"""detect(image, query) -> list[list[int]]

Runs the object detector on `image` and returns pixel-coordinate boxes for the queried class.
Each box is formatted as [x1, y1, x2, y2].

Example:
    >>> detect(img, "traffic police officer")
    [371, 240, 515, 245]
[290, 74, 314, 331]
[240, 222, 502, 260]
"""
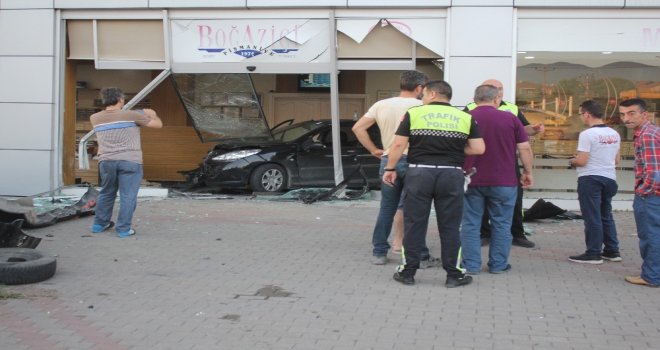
[384, 80, 485, 288]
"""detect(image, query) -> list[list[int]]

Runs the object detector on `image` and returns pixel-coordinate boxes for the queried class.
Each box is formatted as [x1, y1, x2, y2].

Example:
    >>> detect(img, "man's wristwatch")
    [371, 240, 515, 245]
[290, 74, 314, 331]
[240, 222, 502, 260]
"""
[384, 168, 395, 171]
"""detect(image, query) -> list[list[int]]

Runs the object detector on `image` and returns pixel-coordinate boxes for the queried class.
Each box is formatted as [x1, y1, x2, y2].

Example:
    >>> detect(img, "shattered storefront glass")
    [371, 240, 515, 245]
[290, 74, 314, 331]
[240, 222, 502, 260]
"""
[0, 186, 98, 229]
[172, 73, 272, 142]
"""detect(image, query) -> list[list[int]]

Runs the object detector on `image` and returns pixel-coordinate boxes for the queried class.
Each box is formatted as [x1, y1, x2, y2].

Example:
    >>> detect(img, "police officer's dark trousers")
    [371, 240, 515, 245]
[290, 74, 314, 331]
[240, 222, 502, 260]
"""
[399, 167, 465, 278]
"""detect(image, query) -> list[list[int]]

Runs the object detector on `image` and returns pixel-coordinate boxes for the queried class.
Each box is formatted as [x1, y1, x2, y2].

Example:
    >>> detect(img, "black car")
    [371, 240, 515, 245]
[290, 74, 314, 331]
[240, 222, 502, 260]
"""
[191, 120, 382, 192]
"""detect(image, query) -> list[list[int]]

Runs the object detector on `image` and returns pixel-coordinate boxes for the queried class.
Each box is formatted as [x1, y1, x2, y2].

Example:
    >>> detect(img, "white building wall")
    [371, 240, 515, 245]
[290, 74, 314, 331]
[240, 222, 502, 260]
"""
[0, 8, 56, 196]
[515, 0, 624, 7]
[0, 0, 53, 9]
[445, 6, 516, 107]
[54, 0, 149, 8]
[452, 0, 513, 5]
[0, 104, 54, 150]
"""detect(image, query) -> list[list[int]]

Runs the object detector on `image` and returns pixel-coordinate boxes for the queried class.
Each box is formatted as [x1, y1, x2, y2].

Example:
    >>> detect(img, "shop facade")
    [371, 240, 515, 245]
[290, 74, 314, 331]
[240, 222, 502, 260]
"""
[0, 1, 658, 199]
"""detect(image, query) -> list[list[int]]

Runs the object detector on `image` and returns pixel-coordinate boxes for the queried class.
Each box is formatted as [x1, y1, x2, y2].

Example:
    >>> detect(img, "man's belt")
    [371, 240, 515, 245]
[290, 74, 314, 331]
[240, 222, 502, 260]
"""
[408, 164, 462, 170]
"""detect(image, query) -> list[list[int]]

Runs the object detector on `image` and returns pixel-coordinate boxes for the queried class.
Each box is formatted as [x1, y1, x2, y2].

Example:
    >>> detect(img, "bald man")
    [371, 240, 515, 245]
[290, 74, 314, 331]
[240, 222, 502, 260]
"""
[465, 79, 544, 248]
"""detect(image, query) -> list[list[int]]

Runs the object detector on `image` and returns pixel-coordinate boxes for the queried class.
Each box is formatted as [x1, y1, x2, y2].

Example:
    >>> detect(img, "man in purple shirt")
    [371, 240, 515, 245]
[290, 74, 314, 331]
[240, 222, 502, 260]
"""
[460, 84, 534, 274]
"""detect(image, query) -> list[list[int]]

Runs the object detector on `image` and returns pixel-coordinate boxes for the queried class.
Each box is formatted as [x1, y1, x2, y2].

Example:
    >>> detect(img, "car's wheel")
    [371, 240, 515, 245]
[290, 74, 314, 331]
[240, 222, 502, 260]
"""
[250, 164, 287, 192]
[0, 248, 57, 285]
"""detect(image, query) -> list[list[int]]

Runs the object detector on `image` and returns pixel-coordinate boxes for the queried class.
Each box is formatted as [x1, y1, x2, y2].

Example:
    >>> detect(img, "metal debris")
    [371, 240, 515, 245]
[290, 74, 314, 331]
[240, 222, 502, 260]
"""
[0, 220, 41, 248]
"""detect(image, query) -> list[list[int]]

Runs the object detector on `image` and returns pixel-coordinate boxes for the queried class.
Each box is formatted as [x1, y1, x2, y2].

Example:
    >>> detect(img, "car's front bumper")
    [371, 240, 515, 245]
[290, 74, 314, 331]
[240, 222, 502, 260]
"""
[199, 159, 255, 188]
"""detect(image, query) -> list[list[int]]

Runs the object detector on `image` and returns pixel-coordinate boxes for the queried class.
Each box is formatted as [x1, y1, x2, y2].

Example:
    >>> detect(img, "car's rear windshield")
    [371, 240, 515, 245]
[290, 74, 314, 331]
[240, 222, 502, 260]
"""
[272, 122, 326, 143]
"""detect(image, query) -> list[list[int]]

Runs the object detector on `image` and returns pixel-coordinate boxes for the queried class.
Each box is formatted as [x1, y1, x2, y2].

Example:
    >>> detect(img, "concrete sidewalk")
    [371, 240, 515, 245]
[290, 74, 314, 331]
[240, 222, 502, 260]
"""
[0, 196, 657, 350]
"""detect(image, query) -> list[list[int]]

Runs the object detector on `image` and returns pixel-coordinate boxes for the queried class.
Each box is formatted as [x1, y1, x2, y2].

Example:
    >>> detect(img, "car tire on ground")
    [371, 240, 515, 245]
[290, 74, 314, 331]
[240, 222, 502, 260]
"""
[250, 164, 287, 192]
[0, 248, 57, 285]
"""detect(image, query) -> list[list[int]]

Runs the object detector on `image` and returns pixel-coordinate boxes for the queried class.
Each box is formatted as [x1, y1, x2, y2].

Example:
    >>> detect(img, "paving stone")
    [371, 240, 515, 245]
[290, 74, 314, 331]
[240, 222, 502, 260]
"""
[0, 198, 656, 349]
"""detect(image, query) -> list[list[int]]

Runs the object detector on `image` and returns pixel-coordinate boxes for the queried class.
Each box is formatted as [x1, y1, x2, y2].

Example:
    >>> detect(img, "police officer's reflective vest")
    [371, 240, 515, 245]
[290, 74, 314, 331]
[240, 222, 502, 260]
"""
[408, 104, 473, 136]
[465, 101, 519, 116]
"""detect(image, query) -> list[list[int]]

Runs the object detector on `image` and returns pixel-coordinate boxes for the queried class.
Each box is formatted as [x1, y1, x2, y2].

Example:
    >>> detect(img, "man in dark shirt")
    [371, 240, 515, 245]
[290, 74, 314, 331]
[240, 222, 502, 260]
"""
[383, 80, 485, 288]
[461, 84, 534, 275]
[465, 79, 543, 248]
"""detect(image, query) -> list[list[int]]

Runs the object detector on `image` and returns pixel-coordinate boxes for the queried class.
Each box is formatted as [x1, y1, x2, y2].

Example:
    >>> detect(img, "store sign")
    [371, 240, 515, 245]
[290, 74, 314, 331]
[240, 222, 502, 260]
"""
[519, 18, 660, 52]
[643, 27, 660, 49]
[197, 23, 301, 57]
[171, 19, 330, 63]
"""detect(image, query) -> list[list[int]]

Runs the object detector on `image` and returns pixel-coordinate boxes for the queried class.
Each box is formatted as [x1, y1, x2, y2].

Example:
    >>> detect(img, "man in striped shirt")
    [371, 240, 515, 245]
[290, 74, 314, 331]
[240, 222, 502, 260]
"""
[620, 98, 659, 287]
[90, 87, 162, 238]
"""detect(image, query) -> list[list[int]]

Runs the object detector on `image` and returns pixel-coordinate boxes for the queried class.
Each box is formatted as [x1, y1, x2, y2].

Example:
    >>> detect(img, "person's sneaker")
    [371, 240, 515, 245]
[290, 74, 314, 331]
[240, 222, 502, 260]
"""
[445, 275, 473, 288]
[372, 255, 387, 265]
[91, 221, 114, 233]
[393, 272, 414, 285]
[568, 253, 603, 264]
[625, 275, 659, 288]
[419, 256, 441, 269]
[488, 264, 512, 274]
[512, 236, 535, 248]
[601, 251, 622, 262]
[117, 228, 136, 238]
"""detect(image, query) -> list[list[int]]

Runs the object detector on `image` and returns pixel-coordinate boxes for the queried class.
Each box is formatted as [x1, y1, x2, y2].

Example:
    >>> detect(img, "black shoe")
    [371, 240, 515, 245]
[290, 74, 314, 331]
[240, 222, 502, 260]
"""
[512, 236, 535, 248]
[445, 275, 473, 288]
[601, 251, 622, 262]
[480, 237, 490, 247]
[568, 253, 603, 264]
[393, 272, 415, 285]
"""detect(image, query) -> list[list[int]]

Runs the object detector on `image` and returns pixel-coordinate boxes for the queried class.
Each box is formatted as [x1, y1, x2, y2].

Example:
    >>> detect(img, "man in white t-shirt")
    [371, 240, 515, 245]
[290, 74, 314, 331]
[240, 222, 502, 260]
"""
[568, 100, 621, 264]
[353, 70, 438, 267]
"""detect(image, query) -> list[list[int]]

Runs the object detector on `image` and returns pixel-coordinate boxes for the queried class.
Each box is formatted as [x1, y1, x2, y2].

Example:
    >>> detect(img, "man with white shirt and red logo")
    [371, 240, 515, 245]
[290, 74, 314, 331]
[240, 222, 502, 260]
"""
[568, 100, 621, 264]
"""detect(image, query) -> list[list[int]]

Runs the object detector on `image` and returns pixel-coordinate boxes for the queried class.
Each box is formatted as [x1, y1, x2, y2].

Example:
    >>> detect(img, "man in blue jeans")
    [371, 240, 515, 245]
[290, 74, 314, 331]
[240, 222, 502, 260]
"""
[90, 87, 162, 238]
[353, 71, 439, 267]
[620, 98, 660, 287]
[568, 100, 621, 264]
[461, 84, 534, 275]
[465, 79, 544, 249]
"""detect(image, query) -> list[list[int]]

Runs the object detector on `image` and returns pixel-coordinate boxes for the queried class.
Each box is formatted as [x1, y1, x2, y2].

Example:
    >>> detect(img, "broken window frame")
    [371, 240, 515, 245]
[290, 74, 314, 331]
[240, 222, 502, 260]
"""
[169, 73, 273, 143]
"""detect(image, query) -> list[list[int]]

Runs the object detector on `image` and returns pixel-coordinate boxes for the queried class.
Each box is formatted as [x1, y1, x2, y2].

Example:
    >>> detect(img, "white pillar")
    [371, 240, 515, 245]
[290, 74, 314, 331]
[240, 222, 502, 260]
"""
[444, 6, 515, 107]
[0, 7, 57, 196]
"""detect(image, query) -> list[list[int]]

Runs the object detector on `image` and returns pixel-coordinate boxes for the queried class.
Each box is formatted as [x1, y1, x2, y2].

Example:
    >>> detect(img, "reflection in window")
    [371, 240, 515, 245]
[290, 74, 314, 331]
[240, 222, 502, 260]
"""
[517, 56, 659, 156]
[171, 73, 271, 142]
[272, 121, 325, 142]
